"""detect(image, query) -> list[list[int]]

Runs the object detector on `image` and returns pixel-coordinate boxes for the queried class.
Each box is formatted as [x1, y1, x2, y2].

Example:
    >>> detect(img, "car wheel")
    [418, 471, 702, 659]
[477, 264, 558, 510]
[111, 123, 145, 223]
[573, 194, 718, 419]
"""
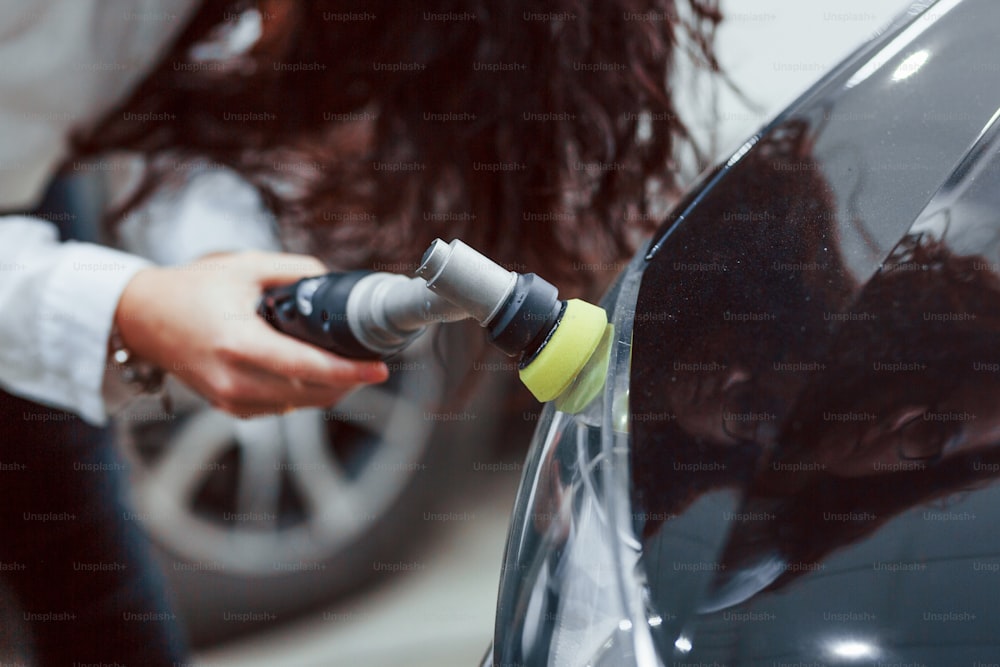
[116, 325, 501, 644]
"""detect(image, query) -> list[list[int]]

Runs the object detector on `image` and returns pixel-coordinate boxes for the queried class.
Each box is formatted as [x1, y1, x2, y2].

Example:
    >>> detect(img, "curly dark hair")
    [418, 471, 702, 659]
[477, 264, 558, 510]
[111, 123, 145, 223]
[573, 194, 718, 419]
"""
[74, 0, 721, 294]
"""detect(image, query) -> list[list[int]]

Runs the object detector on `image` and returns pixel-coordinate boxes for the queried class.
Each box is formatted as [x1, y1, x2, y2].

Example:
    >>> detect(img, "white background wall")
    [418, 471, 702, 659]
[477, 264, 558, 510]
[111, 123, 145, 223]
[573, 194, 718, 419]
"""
[676, 0, 913, 179]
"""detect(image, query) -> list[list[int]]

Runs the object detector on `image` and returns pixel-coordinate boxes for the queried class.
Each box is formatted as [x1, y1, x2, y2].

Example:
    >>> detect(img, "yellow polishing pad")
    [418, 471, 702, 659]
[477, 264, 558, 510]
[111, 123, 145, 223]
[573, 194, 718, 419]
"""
[519, 299, 608, 403]
[554, 323, 614, 414]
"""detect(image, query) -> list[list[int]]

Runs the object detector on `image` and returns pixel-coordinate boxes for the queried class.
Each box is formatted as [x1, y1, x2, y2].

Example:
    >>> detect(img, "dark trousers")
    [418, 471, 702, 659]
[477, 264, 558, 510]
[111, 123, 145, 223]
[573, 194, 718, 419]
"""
[0, 390, 188, 666]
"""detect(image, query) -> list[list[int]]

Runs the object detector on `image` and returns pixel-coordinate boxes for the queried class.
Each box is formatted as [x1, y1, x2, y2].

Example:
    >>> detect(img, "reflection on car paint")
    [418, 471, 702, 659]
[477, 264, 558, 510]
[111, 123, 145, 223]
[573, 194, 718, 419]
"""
[632, 0, 1000, 663]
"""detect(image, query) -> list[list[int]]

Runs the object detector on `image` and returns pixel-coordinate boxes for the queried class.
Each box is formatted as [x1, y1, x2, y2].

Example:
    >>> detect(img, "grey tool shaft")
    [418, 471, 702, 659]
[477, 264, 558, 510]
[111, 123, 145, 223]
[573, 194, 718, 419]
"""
[416, 238, 518, 325]
[346, 273, 468, 355]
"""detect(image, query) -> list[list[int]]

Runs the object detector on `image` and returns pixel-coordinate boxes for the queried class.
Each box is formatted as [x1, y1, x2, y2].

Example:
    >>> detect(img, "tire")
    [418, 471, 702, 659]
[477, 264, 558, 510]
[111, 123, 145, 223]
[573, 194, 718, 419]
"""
[115, 323, 506, 645]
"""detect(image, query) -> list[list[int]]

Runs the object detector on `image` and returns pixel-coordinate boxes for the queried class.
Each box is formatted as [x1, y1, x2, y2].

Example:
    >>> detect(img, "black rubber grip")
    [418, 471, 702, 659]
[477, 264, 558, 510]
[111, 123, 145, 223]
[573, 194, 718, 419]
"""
[258, 271, 382, 359]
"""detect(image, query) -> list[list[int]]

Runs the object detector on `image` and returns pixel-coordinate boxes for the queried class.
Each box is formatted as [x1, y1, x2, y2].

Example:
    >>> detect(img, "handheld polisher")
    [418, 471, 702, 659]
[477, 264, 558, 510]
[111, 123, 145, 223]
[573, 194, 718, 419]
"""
[258, 238, 610, 407]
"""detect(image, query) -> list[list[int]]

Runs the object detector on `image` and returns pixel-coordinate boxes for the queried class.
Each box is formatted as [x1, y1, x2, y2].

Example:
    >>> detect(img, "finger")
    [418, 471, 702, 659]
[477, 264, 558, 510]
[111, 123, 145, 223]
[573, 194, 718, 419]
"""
[214, 401, 297, 420]
[243, 252, 329, 287]
[231, 363, 358, 408]
[236, 319, 390, 385]
[200, 366, 381, 422]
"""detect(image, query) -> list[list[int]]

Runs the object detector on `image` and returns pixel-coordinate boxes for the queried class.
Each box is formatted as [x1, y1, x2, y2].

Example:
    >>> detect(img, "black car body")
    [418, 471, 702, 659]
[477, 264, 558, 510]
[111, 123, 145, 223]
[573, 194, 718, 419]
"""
[486, 0, 1000, 664]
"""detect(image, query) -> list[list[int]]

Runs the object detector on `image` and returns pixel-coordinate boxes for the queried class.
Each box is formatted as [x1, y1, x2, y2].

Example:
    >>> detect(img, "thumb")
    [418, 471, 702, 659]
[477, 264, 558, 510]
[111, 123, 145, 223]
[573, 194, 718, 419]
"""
[241, 252, 330, 287]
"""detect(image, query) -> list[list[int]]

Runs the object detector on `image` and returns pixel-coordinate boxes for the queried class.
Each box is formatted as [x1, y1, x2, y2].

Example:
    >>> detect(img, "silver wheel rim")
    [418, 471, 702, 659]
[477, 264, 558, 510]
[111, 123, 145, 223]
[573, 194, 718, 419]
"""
[117, 335, 444, 576]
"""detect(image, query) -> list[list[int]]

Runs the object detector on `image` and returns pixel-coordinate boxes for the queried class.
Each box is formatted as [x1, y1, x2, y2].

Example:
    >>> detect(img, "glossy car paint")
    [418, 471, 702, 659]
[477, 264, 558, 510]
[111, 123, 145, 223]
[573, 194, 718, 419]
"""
[488, 0, 1000, 664]
[633, 0, 1000, 662]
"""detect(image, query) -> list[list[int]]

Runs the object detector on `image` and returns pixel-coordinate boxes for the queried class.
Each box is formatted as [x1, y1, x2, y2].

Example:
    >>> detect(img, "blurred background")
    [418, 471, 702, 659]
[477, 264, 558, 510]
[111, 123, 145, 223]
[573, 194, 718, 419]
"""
[0, 1, 911, 665]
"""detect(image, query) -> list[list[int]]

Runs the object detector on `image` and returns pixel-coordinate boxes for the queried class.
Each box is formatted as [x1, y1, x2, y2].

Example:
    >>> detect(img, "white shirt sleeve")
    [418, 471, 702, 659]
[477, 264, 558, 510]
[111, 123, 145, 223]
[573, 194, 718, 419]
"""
[0, 216, 152, 424]
[0, 0, 200, 211]
[0, 0, 200, 423]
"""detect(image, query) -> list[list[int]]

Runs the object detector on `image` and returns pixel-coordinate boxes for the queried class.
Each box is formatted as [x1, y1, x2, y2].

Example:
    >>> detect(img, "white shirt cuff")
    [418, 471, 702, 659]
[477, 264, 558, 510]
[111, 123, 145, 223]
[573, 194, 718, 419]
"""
[36, 242, 153, 425]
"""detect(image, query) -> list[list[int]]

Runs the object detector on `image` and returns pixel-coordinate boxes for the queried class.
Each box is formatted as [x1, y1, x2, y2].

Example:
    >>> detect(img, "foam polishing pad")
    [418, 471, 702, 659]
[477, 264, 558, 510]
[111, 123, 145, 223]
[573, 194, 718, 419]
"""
[519, 298, 608, 403]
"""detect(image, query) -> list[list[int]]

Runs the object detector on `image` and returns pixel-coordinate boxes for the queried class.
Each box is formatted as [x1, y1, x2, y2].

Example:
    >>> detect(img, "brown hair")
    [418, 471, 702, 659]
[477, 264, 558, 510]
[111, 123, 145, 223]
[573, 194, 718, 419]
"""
[74, 0, 722, 295]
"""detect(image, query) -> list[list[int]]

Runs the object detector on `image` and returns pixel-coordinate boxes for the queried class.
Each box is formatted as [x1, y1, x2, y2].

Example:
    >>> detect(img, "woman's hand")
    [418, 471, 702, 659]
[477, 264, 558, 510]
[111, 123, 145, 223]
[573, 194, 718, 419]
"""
[114, 251, 389, 417]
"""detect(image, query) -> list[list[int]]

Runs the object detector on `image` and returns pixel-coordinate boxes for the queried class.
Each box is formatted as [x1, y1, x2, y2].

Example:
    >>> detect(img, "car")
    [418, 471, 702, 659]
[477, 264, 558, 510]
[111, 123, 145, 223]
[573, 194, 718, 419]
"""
[482, 0, 1000, 664]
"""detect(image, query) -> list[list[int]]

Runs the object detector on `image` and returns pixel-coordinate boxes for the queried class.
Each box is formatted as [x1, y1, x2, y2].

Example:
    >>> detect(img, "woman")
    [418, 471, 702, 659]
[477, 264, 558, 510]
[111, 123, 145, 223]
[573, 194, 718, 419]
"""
[0, 0, 720, 663]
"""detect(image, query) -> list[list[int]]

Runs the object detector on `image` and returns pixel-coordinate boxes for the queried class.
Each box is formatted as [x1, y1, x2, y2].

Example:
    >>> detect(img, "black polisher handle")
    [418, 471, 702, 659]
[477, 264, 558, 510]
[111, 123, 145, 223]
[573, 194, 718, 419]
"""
[257, 270, 381, 360]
